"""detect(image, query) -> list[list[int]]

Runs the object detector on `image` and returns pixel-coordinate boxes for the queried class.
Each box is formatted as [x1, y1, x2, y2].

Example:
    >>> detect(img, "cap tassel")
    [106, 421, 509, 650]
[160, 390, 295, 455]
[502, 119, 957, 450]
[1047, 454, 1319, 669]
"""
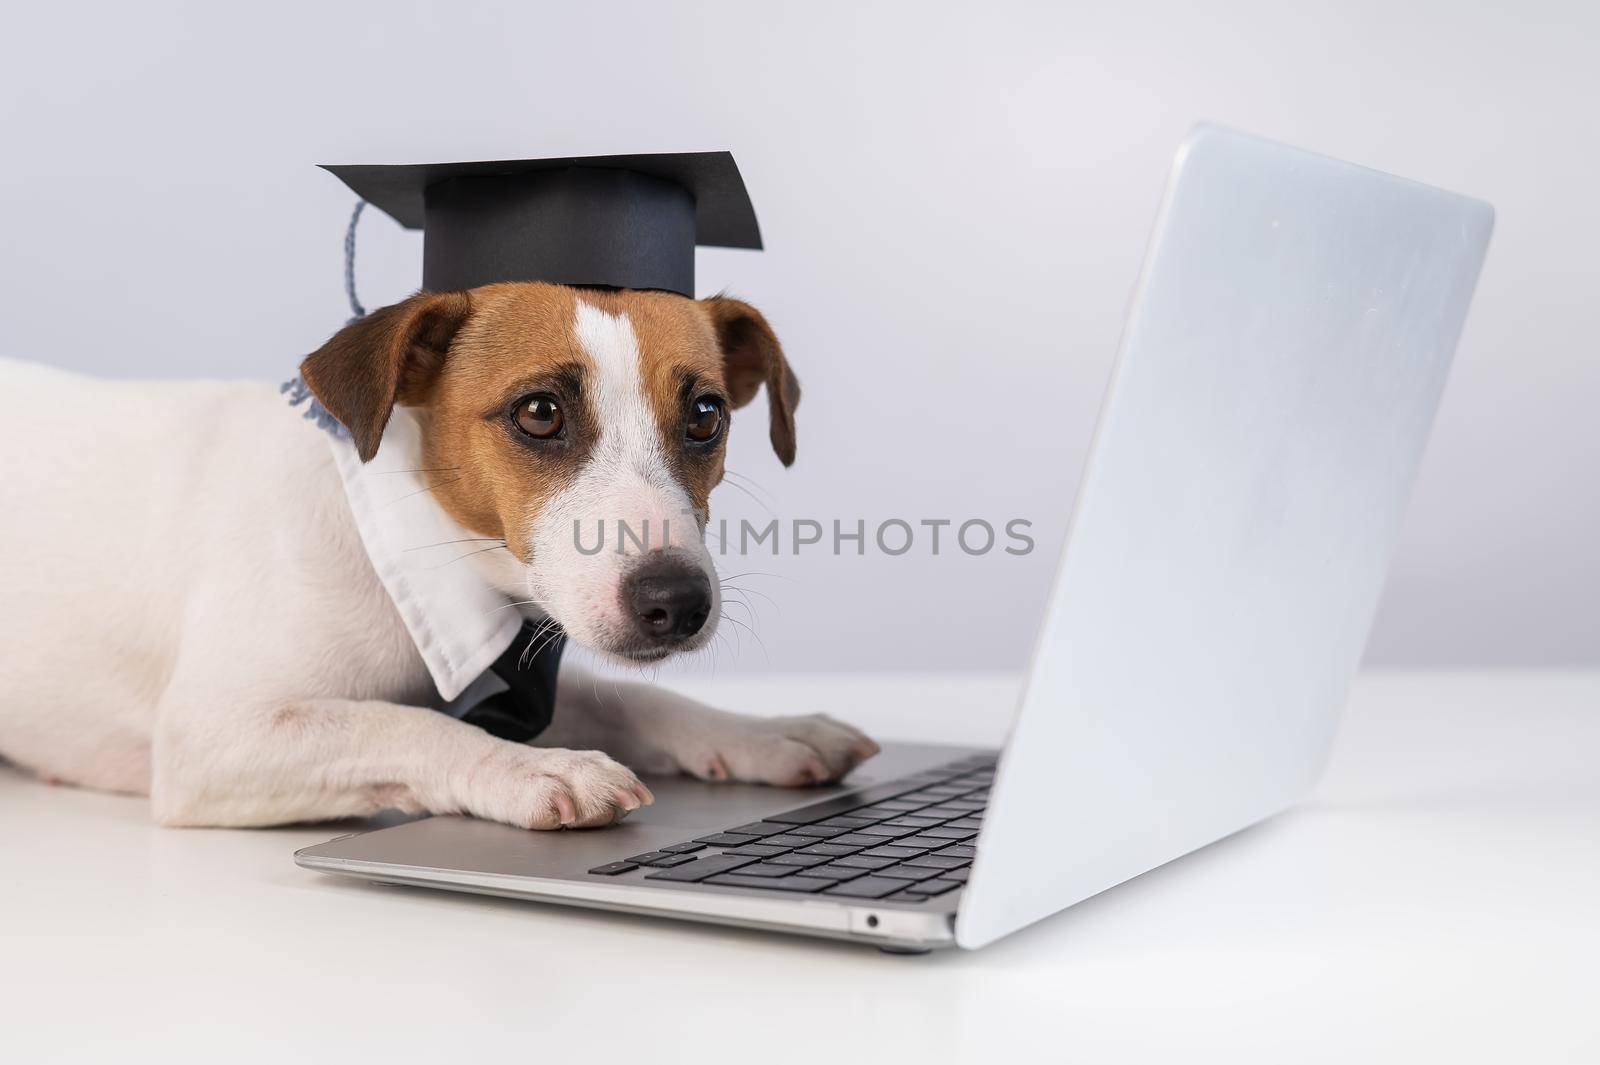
[282, 199, 368, 440]
[343, 199, 367, 323]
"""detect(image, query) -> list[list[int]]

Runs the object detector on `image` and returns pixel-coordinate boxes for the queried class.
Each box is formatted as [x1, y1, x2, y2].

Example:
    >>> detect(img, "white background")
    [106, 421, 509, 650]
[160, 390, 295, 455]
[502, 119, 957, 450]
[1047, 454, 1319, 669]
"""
[2, 0, 1594, 671]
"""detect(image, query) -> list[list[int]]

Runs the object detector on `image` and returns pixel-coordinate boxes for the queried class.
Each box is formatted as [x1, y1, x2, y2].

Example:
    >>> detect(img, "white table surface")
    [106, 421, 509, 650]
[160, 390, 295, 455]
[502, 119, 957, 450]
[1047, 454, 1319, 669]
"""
[4, 670, 1597, 1063]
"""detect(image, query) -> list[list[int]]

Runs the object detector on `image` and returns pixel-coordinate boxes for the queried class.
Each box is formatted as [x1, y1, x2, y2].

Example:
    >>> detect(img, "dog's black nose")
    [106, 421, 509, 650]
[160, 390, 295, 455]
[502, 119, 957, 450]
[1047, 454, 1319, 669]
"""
[625, 560, 712, 642]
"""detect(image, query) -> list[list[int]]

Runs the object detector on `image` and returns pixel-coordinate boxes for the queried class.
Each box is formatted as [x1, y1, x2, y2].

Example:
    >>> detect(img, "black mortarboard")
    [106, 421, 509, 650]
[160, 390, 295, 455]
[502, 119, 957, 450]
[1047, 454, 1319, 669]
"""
[320, 151, 761, 297]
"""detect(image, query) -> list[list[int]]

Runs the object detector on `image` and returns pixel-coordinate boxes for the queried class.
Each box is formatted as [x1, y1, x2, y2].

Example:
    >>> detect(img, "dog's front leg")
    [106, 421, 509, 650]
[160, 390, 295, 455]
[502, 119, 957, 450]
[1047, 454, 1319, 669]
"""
[151, 698, 652, 829]
[539, 669, 880, 786]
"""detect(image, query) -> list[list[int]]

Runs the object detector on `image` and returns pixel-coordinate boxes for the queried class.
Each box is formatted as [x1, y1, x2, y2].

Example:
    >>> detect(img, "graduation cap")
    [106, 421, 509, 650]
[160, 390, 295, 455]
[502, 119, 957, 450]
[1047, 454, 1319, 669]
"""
[320, 151, 762, 298]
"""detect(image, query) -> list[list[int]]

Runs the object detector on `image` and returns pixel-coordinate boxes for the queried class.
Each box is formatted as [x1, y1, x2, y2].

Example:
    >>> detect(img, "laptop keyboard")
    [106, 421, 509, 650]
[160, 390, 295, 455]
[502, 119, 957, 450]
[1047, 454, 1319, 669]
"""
[587, 753, 996, 903]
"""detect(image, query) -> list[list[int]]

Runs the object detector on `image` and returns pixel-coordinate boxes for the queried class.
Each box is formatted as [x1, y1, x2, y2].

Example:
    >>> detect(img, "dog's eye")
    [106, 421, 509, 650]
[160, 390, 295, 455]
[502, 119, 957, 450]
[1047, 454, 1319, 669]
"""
[686, 395, 725, 444]
[513, 394, 564, 440]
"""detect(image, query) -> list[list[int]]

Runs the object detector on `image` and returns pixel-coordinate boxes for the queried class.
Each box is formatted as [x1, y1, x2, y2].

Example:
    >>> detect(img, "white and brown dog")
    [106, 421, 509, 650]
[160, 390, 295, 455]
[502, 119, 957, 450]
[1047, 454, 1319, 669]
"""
[0, 284, 878, 830]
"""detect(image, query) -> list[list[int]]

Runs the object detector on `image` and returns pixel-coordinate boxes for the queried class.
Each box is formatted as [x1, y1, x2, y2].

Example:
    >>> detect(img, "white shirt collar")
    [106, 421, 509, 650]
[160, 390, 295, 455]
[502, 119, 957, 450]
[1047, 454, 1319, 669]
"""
[326, 406, 522, 703]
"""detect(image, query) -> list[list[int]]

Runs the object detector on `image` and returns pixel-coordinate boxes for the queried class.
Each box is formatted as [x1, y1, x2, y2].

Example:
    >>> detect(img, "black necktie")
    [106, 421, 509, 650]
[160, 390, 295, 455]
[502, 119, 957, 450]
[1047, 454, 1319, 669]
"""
[459, 621, 566, 743]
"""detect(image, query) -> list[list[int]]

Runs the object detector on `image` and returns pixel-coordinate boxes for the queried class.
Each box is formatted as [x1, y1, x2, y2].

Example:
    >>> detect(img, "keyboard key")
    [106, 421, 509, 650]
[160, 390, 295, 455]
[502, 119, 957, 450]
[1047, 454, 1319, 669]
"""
[705, 874, 831, 892]
[796, 842, 866, 857]
[722, 844, 791, 857]
[797, 863, 870, 881]
[874, 865, 943, 881]
[917, 879, 963, 896]
[940, 867, 971, 883]
[817, 815, 879, 829]
[823, 877, 905, 899]
[939, 844, 977, 858]
[882, 816, 943, 829]
[661, 842, 706, 854]
[626, 851, 696, 867]
[588, 861, 638, 876]
[735, 862, 806, 878]
[644, 854, 757, 882]
[693, 832, 761, 847]
[944, 818, 984, 831]
[920, 827, 977, 841]
[759, 780, 930, 825]
[791, 824, 850, 838]
[829, 833, 895, 848]
[626, 851, 669, 864]
[833, 854, 897, 871]
[918, 806, 975, 819]
[888, 889, 930, 901]
[905, 854, 969, 870]
[881, 837, 942, 853]
[853, 824, 918, 839]
[648, 853, 697, 868]
[766, 853, 831, 868]
[761, 834, 816, 848]
[861, 845, 924, 859]
[725, 821, 790, 837]
[852, 802, 920, 816]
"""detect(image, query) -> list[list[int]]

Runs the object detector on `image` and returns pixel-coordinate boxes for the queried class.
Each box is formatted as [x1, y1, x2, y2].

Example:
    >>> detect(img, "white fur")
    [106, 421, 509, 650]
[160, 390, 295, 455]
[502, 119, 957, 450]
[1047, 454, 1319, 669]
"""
[0, 315, 875, 830]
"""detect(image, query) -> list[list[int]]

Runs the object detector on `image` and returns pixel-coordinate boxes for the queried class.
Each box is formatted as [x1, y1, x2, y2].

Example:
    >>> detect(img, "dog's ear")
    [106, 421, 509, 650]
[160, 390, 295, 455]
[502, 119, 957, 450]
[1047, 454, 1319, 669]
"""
[701, 296, 800, 467]
[299, 291, 473, 462]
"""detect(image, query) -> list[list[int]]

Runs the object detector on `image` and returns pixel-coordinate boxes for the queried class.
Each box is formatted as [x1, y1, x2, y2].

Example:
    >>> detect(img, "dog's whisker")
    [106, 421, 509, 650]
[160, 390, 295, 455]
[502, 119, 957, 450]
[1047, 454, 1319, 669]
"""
[716, 570, 796, 585]
[720, 610, 743, 662]
[516, 618, 560, 669]
[535, 620, 566, 652]
[714, 476, 774, 515]
[724, 596, 771, 633]
[528, 627, 565, 664]
[721, 611, 770, 666]
[719, 622, 744, 668]
[722, 469, 778, 503]
[720, 581, 781, 615]
[428, 543, 512, 570]
[485, 598, 545, 617]
[518, 619, 564, 670]
[720, 596, 756, 625]
[386, 475, 465, 505]
[521, 617, 553, 668]
[370, 466, 462, 475]
[404, 537, 507, 553]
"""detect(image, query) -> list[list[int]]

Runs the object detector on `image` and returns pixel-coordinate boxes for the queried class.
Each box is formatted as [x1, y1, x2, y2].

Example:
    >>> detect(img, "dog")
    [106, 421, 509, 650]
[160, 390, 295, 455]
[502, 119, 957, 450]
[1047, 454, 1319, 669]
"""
[0, 283, 879, 829]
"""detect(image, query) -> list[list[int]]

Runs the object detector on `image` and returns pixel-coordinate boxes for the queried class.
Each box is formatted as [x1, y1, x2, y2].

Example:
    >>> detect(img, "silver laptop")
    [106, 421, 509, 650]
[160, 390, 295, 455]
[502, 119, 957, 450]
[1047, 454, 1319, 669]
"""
[295, 126, 1494, 952]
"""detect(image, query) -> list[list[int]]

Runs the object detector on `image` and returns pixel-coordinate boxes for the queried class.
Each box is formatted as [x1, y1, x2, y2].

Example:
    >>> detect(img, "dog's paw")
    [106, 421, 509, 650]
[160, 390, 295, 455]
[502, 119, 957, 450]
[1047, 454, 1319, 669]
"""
[460, 746, 654, 829]
[677, 713, 881, 787]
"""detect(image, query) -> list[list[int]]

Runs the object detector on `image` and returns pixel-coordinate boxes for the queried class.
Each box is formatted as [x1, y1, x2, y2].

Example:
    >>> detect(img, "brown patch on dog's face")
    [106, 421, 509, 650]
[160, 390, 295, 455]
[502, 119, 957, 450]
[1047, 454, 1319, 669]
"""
[300, 281, 799, 661]
[410, 283, 592, 559]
